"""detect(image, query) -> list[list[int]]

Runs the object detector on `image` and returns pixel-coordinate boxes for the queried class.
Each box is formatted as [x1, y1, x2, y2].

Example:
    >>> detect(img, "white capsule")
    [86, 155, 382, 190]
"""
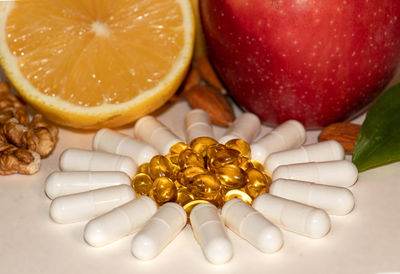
[84, 196, 158, 247]
[250, 120, 306, 163]
[272, 160, 358, 187]
[49, 185, 135, 224]
[270, 179, 355, 215]
[218, 112, 261, 144]
[45, 171, 131, 200]
[265, 140, 345, 173]
[59, 148, 137, 179]
[131, 202, 187, 260]
[221, 198, 283, 253]
[190, 203, 233, 264]
[93, 128, 158, 165]
[184, 109, 214, 143]
[253, 194, 331, 239]
[134, 116, 182, 155]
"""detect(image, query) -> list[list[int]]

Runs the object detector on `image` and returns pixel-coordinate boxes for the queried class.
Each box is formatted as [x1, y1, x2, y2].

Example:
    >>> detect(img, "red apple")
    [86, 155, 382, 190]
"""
[199, 0, 400, 128]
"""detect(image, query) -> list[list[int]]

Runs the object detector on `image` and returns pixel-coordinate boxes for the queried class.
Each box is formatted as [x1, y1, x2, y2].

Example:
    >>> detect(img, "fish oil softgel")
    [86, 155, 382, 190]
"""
[151, 177, 177, 204]
[131, 135, 271, 209]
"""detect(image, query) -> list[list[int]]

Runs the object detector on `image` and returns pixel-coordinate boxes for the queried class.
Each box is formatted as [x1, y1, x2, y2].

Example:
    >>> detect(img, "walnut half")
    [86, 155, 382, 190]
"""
[0, 81, 58, 175]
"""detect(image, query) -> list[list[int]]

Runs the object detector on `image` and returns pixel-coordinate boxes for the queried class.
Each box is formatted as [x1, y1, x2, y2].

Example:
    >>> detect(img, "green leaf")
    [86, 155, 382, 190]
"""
[352, 83, 400, 172]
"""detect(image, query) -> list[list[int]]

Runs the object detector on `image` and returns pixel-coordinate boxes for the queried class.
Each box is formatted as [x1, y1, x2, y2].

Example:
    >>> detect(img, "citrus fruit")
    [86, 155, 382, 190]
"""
[0, 0, 194, 129]
[190, 0, 207, 59]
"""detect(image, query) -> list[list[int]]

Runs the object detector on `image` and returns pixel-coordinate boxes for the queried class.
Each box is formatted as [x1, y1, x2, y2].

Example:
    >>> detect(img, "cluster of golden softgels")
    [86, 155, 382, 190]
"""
[131, 137, 271, 215]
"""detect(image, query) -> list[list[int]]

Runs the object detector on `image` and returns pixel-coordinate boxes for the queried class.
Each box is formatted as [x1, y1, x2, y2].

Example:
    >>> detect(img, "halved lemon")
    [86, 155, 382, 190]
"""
[0, 0, 194, 129]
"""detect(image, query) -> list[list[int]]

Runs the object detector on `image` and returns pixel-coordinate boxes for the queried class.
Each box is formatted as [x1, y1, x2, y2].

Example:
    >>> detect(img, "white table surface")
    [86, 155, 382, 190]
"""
[1, 70, 400, 274]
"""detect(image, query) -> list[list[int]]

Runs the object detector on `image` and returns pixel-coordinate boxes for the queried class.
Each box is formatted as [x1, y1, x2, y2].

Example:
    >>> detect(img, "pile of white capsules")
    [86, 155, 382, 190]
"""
[44, 109, 358, 265]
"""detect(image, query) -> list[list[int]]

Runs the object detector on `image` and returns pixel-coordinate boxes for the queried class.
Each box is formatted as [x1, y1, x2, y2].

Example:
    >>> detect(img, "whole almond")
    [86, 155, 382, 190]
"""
[196, 56, 226, 92]
[182, 66, 201, 93]
[169, 67, 201, 103]
[183, 84, 234, 126]
[318, 122, 362, 154]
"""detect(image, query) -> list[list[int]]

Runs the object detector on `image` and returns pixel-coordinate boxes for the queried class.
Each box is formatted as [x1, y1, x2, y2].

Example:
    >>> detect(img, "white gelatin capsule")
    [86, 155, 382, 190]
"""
[134, 116, 182, 155]
[84, 196, 158, 247]
[221, 198, 283, 253]
[270, 179, 355, 215]
[45, 171, 131, 200]
[93, 128, 158, 165]
[265, 140, 345, 173]
[250, 120, 306, 163]
[190, 203, 233, 264]
[253, 194, 331, 239]
[50, 185, 135, 224]
[59, 148, 137, 179]
[218, 112, 261, 144]
[184, 109, 214, 143]
[131, 202, 187, 260]
[272, 160, 358, 187]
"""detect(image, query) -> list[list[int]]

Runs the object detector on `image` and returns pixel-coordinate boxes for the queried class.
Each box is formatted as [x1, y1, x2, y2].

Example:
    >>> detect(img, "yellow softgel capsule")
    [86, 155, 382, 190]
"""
[216, 164, 247, 190]
[239, 157, 255, 171]
[165, 153, 179, 166]
[251, 160, 271, 177]
[175, 185, 195, 206]
[149, 155, 173, 180]
[178, 149, 205, 170]
[223, 189, 252, 205]
[169, 142, 190, 155]
[245, 168, 270, 199]
[165, 154, 180, 181]
[152, 177, 177, 205]
[188, 174, 221, 201]
[190, 137, 218, 156]
[205, 143, 226, 159]
[178, 166, 208, 187]
[137, 163, 150, 175]
[225, 139, 251, 158]
[207, 148, 241, 172]
[132, 173, 154, 196]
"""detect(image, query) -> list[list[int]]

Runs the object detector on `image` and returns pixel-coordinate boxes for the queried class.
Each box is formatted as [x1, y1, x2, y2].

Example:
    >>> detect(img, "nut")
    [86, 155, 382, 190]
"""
[183, 84, 234, 127]
[196, 56, 226, 92]
[182, 66, 201, 93]
[0, 81, 58, 175]
[318, 122, 362, 154]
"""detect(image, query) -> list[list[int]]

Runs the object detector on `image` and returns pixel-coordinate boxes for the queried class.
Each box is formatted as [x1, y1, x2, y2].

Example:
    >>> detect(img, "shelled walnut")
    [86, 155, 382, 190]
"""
[0, 81, 58, 175]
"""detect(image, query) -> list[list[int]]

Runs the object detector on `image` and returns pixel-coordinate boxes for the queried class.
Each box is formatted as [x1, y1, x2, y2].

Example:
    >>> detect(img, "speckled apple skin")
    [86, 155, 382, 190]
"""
[200, 0, 400, 129]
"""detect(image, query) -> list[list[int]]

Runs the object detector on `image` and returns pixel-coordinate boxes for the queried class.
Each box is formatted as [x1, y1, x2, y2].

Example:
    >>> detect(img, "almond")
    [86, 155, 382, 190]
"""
[183, 84, 234, 126]
[196, 56, 226, 92]
[182, 66, 201, 93]
[318, 122, 362, 154]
